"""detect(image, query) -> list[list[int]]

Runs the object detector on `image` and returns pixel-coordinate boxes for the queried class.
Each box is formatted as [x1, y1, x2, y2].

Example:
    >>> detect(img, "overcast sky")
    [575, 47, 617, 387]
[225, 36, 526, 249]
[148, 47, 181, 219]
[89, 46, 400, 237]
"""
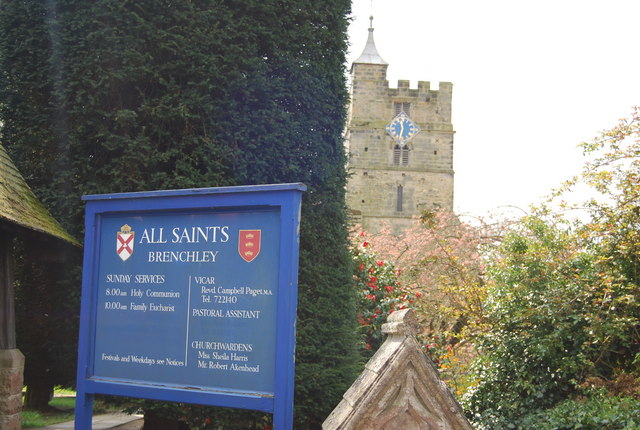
[347, 0, 640, 217]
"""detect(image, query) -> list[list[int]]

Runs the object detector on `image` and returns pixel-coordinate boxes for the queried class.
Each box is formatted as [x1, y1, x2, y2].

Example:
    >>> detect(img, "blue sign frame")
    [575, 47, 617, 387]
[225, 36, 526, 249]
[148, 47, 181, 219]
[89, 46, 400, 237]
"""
[75, 184, 305, 429]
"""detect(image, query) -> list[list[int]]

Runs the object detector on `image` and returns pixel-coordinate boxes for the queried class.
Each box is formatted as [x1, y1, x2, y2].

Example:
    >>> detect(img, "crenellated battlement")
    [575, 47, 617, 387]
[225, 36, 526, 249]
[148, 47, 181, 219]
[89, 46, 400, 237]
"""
[386, 80, 453, 105]
[352, 70, 452, 101]
[418, 81, 430, 91]
[351, 68, 453, 126]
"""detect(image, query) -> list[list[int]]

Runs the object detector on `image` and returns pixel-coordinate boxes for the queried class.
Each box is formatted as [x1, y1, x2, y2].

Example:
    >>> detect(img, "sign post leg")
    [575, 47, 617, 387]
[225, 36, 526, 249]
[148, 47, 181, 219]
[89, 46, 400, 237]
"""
[273, 405, 294, 430]
[74, 390, 94, 429]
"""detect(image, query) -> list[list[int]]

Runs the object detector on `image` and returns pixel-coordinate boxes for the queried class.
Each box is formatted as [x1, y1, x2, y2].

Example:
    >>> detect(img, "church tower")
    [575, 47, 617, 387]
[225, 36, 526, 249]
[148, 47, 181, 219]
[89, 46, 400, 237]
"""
[346, 17, 455, 233]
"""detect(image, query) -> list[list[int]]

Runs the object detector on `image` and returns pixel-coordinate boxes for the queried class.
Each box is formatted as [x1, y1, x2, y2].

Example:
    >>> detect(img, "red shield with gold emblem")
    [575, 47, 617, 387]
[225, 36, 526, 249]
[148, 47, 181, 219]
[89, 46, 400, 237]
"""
[117, 225, 134, 261]
[238, 230, 261, 263]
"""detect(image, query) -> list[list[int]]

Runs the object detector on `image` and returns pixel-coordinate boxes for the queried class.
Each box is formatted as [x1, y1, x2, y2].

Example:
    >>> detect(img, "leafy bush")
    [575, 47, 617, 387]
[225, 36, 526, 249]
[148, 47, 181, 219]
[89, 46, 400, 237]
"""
[465, 110, 640, 427]
[463, 217, 597, 427]
[464, 213, 640, 428]
[519, 391, 640, 430]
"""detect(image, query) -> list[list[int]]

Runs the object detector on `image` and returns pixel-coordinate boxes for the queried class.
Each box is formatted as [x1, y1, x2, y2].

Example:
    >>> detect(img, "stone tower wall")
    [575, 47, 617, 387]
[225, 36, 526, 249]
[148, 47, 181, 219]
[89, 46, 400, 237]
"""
[346, 62, 455, 233]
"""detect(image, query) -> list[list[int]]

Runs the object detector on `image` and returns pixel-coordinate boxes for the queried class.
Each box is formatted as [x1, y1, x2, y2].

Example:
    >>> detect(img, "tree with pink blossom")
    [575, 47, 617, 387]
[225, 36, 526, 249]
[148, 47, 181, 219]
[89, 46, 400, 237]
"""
[355, 210, 496, 392]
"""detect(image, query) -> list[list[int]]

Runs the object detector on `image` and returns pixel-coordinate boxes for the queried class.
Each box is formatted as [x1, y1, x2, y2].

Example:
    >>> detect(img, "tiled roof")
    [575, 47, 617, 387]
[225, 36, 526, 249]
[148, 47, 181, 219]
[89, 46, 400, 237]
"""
[0, 144, 79, 245]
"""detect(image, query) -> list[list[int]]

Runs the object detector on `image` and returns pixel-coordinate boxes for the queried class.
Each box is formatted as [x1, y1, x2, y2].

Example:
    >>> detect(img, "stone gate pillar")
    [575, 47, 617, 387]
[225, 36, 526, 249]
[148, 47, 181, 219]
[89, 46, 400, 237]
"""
[0, 349, 24, 430]
[1, 235, 23, 430]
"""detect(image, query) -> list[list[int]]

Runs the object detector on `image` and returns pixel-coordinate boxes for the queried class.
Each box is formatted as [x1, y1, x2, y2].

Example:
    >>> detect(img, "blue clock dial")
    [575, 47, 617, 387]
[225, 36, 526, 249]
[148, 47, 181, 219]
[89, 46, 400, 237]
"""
[385, 112, 420, 146]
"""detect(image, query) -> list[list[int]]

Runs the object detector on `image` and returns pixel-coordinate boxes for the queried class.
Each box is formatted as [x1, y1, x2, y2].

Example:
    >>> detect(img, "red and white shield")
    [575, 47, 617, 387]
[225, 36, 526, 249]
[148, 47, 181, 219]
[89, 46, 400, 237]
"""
[238, 230, 261, 263]
[116, 225, 134, 261]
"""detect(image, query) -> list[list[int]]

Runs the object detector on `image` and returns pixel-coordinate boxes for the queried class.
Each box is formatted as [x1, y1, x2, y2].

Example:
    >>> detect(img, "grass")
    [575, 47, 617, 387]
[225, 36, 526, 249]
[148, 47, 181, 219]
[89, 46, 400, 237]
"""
[21, 387, 123, 428]
[21, 408, 74, 428]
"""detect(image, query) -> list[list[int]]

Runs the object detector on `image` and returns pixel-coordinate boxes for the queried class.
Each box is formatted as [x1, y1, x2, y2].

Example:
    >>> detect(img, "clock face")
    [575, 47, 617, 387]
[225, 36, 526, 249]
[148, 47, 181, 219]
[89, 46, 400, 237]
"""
[385, 111, 420, 147]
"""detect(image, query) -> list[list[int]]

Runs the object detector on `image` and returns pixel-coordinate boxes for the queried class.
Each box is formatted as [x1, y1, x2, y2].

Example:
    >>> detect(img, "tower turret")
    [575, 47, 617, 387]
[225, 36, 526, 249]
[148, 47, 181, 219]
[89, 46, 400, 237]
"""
[353, 16, 388, 66]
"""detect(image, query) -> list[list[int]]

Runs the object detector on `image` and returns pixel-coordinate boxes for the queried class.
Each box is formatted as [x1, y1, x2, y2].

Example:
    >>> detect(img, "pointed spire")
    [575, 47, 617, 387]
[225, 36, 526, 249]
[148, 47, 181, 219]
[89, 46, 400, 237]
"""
[353, 16, 388, 65]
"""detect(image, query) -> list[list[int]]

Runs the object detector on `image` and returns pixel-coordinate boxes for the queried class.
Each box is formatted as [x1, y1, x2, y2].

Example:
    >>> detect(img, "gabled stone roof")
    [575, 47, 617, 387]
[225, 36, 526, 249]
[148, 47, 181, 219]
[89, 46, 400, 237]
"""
[323, 309, 473, 430]
[0, 144, 78, 245]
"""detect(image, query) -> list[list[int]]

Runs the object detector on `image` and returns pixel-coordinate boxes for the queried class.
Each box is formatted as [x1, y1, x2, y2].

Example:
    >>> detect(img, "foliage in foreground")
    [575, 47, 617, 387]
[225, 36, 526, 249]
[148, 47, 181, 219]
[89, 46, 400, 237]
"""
[464, 109, 640, 428]
[521, 391, 640, 430]
[463, 216, 598, 426]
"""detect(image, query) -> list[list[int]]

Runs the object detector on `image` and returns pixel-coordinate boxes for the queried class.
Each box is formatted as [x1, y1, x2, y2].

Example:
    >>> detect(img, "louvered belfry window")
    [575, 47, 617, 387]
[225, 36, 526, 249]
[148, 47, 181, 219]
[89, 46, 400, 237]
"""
[393, 145, 409, 166]
[401, 147, 409, 165]
[394, 102, 410, 116]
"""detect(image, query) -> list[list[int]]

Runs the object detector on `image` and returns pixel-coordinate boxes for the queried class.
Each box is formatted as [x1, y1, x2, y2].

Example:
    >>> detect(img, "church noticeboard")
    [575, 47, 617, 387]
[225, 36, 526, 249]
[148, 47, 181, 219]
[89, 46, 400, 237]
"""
[75, 184, 305, 429]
